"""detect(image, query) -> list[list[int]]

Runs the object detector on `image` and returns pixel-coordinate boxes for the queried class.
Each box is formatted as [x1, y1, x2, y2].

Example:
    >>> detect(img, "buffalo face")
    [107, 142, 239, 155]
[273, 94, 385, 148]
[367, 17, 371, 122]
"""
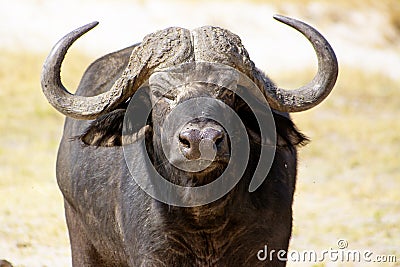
[148, 80, 234, 186]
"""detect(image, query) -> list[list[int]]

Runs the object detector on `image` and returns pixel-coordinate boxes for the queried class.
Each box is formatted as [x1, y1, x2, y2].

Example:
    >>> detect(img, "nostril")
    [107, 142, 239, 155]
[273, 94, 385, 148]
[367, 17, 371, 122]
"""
[179, 135, 191, 148]
[179, 129, 202, 160]
[215, 135, 224, 147]
[203, 128, 224, 145]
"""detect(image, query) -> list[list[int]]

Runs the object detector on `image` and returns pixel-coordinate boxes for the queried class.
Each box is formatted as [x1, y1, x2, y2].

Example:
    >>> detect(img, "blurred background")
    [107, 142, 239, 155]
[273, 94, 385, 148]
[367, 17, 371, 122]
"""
[1, 0, 399, 266]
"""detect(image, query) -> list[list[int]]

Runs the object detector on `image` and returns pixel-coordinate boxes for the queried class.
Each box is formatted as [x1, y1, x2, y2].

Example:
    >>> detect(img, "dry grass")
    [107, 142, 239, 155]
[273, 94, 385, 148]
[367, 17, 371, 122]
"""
[282, 68, 400, 266]
[0, 46, 399, 267]
[0, 50, 92, 266]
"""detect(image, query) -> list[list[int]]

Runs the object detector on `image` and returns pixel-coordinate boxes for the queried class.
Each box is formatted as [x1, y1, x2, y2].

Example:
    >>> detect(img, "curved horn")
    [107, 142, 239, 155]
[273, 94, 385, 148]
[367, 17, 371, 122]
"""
[260, 15, 338, 112]
[41, 23, 194, 119]
[41, 22, 134, 119]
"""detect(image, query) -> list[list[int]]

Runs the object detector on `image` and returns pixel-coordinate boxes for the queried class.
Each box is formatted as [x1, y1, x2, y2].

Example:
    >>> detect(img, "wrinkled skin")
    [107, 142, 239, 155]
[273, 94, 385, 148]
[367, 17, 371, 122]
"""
[57, 45, 308, 267]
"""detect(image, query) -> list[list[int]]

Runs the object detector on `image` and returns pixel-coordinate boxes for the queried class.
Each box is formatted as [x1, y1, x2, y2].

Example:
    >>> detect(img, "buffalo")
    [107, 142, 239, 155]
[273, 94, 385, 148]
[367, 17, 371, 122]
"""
[41, 15, 337, 266]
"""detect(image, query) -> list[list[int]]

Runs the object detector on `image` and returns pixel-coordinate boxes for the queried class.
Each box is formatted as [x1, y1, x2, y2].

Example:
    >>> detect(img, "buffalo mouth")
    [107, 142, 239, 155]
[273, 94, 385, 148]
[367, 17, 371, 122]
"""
[175, 159, 230, 187]
[175, 156, 229, 172]
[169, 150, 230, 175]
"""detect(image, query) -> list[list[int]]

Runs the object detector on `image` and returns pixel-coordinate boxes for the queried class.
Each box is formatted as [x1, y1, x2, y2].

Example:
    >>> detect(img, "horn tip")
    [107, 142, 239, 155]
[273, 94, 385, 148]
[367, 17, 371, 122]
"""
[87, 21, 100, 29]
[273, 14, 284, 20]
[273, 14, 291, 24]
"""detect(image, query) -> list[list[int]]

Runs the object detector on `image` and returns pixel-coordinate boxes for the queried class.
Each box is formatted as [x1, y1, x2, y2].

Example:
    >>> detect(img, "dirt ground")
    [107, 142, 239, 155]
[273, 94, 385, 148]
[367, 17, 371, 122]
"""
[1, 0, 399, 266]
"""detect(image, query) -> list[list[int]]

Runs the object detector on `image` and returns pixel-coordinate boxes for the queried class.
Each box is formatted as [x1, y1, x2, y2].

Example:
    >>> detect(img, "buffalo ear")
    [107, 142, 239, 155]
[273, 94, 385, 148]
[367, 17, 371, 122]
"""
[273, 112, 309, 147]
[79, 109, 126, 147]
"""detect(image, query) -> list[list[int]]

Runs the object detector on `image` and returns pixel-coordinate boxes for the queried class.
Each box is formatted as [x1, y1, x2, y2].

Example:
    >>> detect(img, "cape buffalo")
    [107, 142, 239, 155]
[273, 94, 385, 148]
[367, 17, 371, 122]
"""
[41, 15, 337, 266]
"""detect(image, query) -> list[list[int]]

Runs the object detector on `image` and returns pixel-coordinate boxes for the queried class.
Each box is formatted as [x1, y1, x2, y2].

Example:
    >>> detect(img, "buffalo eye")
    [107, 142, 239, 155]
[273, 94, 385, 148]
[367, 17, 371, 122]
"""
[164, 94, 176, 102]
[153, 89, 176, 102]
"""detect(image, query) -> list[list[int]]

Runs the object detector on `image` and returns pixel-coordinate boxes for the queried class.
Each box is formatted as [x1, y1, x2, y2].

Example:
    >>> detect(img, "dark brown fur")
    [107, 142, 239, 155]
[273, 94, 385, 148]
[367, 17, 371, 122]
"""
[58, 46, 307, 266]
